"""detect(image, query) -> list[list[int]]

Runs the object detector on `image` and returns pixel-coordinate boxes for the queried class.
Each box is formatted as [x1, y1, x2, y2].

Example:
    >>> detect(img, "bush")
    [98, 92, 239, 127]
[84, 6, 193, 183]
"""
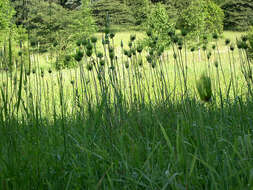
[145, 3, 175, 48]
[247, 26, 253, 59]
[178, 0, 224, 44]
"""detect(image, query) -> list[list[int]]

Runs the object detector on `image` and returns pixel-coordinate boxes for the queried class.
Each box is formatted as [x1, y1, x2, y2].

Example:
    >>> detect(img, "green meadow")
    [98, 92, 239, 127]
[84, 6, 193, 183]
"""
[1, 29, 253, 190]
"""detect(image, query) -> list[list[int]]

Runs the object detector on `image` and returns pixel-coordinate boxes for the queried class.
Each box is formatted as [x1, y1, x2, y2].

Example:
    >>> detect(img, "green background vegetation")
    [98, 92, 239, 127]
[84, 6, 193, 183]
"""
[1, 0, 253, 189]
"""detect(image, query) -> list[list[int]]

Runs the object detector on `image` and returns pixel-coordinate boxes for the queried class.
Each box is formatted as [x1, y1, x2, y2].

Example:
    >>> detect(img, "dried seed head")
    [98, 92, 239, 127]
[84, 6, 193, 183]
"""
[214, 60, 218, 68]
[212, 33, 218, 40]
[130, 34, 136, 42]
[97, 52, 103, 59]
[146, 30, 152, 37]
[225, 38, 230, 45]
[91, 36, 97, 44]
[230, 44, 235, 51]
[110, 33, 115, 39]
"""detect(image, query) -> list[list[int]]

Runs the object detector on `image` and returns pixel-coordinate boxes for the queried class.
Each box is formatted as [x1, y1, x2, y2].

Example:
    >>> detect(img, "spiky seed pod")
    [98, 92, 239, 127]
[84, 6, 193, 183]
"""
[202, 45, 207, 51]
[242, 35, 248, 42]
[48, 69, 52, 74]
[127, 51, 132, 58]
[225, 38, 230, 45]
[86, 42, 93, 51]
[237, 40, 243, 49]
[87, 64, 93, 71]
[98, 74, 102, 81]
[146, 55, 152, 63]
[190, 47, 195, 52]
[76, 40, 82, 47]
[125, 61, 129, 69]
[138, 59, 143, 66]
[32, 69, 36, 74]
[146, 30, 152, 37]
[109, 46, 114, 53]
[151, 62, 156, 69]
[131, 48, 136, 56]
[110, 66, 115, 71]
[212, 33, 218, 40]
[97, 52, 103, 59]
[18, 51, 22, 56]
[203, 35, 208, 41]
[159, 46, 164, 53]
[70, 80, 74, 85]
[82, 38, 88, 46]
[124, 49, 128, 56]
[41, 70, 44, 78]
[30, 41, 36, 47]
[110, 33, 115, 39]
[86, 49, 93, 57]
[214, 60, 218, 68]
[137, 45, 143, 53]
[230, 44, 235, 51]
[130, 34, 136, 41]
[168, 30, 175, 38]
[109, 52, 115, 60]
[207, 52, 212, 60]
[121, 40, 124, 48]
[75, 50, 84, 62]
[172, 36, 179, 43]
[149, 49, 154, 56]
[65, 55, 71, 62]
[181, 29, 187, 37]
[196, 73, 212, 102]
[178, 46, 183, 50]
[242, 42, 248, 50]
[177, 39, 183, 46]
[128, 42, 133, 48]
[100, 59, 105, 66]
[91, 36, 97, 44]
[212, 44, 216, 50]
[158, 51, 162, 57]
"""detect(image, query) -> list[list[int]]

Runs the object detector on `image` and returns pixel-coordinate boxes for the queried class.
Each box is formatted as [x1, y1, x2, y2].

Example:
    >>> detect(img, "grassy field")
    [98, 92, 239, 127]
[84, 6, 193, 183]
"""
[1, 30, 253, 189]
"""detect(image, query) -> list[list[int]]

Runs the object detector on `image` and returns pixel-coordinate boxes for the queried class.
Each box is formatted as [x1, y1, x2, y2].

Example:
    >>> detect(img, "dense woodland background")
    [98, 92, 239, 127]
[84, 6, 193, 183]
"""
[10, 0, 253, 31]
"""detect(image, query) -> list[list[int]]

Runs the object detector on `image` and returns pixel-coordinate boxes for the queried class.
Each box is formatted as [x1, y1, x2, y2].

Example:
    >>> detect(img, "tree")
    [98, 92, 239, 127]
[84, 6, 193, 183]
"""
[0, 0, 15, 32]
[92, 0, 135, 29]
[221, 0, 253, 31]
[125, 0, 150, 26]
[178, 0, 224, 44]
[145, 3, 175, 47]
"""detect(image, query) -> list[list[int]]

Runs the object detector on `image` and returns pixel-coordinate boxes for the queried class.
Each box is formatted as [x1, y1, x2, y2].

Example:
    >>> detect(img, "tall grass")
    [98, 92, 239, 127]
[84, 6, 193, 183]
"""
[0, 30, 253, 189]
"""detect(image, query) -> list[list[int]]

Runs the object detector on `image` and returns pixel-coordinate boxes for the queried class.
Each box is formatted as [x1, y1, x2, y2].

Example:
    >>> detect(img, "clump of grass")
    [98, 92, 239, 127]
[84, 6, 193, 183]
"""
[196, 73, 212, 102]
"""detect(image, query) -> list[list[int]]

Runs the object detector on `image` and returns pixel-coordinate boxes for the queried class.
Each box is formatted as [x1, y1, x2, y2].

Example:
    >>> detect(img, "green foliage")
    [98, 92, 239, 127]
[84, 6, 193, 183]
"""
[222, 0, 253, 31]
[196, 73, 212, 102]
[178, 0, 224, 44]
[125, 0, 150, 26]
[11, 0, 96, 52]
[92, 0, 135, 29]
[247, 26, 253, 59]
[145, 3, 175, 47]
[0, 0, 15, 34]
[71, 0, 96, 41]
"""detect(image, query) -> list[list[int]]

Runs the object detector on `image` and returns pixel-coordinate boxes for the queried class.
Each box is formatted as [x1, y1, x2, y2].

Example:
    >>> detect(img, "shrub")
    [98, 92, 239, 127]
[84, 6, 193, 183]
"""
[247, 26, 253, 60]
[196, 73, 212, 102]
[145, 3, 175, 48]
[178, 0, 224, 45]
